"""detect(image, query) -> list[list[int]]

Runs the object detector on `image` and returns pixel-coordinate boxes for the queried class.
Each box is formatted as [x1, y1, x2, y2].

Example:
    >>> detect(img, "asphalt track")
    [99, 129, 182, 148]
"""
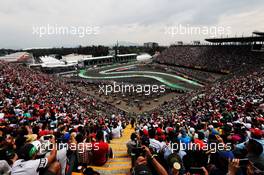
[78, 64, 204, 91]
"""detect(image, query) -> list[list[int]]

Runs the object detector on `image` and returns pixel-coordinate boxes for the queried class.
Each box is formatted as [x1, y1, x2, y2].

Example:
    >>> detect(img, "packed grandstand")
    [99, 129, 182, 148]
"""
[1, 36, 264, 175]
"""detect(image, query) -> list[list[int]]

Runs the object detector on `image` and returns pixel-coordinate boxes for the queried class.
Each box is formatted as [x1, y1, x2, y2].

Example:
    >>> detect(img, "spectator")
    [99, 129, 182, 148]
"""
[92, 131, 112, 166]
[11, 138, 60, 175]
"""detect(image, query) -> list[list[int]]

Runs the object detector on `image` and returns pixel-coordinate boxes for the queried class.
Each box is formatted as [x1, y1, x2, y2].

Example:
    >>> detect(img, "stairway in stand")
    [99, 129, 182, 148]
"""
[72, 125, 134, 175]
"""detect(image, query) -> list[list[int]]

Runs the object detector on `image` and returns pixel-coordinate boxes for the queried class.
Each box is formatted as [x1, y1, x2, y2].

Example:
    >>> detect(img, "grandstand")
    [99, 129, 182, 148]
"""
[155, 34, 264, 73]
[205, 36, 264, 44]
[1, 32, 264, 175]
[0, 52, 33, 64]
[2, 0, 264, 173]
[29, 55, 77, 73]
[81, 54, 137, 66]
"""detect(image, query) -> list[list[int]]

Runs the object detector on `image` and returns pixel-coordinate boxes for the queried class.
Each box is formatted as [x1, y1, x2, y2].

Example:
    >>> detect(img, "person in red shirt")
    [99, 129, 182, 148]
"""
[39, 123, 52, 137]
[92, 130, 112, 166]
[193, 132, 205, 150]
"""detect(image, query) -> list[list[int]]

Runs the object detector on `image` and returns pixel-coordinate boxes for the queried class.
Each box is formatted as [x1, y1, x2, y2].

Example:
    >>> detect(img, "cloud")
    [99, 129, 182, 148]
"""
[0, 0, 263, 48]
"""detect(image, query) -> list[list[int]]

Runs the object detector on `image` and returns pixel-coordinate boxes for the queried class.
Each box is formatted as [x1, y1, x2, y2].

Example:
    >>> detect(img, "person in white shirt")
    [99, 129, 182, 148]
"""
[11, 138, 60, 175]
[112, 123, 121, 139]
[148, 129, 166, 153]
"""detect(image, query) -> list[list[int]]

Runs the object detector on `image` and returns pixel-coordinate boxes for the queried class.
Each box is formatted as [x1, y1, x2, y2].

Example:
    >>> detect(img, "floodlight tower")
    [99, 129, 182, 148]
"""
[114, 41, 119, 63]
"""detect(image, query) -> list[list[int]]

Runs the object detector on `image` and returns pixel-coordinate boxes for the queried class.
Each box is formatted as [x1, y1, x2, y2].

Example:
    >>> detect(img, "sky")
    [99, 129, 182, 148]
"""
[0, 0, 264, 49]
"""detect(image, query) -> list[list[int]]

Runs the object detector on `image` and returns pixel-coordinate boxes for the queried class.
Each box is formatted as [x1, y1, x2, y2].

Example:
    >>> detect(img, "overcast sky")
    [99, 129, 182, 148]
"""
[0, 0, 264, 49]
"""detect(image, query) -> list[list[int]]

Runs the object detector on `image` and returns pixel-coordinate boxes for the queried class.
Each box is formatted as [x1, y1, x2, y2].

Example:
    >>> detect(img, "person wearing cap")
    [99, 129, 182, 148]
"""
[148, 129, 166, 153]
[178, 129, 191, 146]
[11, 137, 60, 175]
[155, 128, 166, 142]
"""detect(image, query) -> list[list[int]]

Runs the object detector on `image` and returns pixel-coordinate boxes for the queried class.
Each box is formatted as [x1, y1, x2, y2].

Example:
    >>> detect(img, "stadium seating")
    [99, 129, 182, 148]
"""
[154, 45, 264, 72]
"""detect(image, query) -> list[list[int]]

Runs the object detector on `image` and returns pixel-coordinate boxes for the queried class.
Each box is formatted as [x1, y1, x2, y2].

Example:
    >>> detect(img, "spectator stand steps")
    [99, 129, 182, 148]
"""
[72, 125, 134, 175]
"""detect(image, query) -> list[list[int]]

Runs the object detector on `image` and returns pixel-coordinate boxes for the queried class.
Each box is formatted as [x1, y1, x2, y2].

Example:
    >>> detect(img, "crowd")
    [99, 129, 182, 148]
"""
[0, 61, 127, 175]
[155, 45, 264, 72]
[128, 65, 264, 174]
[1, 52, 264, 175]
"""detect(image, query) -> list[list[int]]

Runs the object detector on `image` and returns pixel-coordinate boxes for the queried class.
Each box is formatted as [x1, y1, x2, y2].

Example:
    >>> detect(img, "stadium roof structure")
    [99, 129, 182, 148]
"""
[39, 56, 65, 65]
[205, 36, 264, 43]
[82, 54, 137, 61]
[62, 54, 92, 64]
[82, 55, 113, 61]
[39, 56, 76, 68]
[137, 53, 152, 61]
[41, 63, 76, 68]
[253, 31, 264, 36]
[117, 53, 137, 57]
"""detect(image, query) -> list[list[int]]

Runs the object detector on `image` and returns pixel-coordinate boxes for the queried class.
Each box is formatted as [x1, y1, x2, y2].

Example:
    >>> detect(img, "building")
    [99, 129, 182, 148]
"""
[30, 53, 137, 73]
[116, 54, 137, 63]
[30, 55, 77, 74]
[82, 55, 114, 67]
[0, 52, 33, 64]
[144, 42, 159, 48]
[82, 54, 137, 67]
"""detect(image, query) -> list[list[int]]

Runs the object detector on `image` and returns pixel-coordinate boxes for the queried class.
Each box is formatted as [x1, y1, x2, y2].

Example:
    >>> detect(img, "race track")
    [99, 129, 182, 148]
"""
[78, 64, 204, 91]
